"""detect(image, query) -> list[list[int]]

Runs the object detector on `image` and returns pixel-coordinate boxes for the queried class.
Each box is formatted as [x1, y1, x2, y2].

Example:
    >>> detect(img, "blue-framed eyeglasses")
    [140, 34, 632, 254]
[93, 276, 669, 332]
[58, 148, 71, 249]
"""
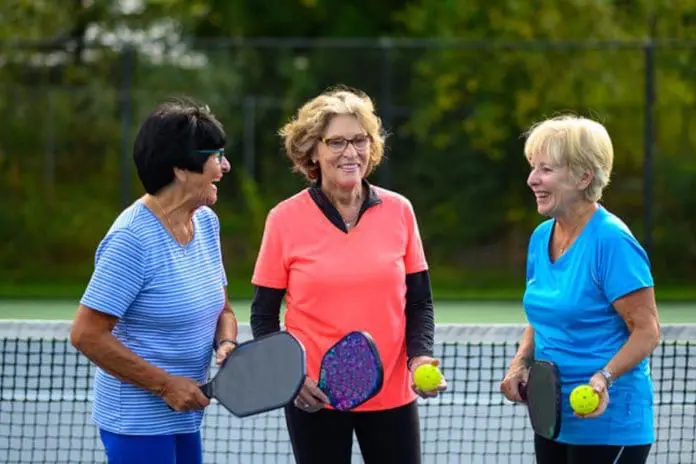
[195, 148, 226, 162]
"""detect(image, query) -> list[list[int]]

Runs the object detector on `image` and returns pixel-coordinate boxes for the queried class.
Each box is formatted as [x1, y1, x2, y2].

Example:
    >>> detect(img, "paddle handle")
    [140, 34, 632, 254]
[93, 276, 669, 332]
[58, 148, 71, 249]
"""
[165, 383, 213, 411]
[518, 382, 528, 402]
[200, 382, 213, 398]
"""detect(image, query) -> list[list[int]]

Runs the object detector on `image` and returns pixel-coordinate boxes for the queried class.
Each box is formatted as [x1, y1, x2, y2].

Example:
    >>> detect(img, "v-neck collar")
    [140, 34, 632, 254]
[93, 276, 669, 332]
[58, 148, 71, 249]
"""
[307, 179, 382, 233]
[547, 205, 602, 265]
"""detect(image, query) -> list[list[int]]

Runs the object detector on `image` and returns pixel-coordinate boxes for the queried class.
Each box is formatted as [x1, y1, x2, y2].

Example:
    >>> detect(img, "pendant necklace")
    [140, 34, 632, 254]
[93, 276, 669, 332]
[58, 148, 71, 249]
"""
[151, 196, 192, 255]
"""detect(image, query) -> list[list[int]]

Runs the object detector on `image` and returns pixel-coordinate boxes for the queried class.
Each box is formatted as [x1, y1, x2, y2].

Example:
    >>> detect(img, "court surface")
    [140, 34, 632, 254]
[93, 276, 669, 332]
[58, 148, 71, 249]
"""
[1, 299, 695, 323]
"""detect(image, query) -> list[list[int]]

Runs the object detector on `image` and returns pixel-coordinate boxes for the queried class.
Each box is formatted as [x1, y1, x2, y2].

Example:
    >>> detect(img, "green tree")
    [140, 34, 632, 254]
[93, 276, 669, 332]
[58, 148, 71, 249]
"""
[394, 0, 696, 281]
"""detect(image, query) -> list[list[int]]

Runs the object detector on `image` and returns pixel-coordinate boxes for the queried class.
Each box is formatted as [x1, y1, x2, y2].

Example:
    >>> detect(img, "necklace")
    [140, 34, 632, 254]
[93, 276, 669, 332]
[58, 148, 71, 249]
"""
[557, 223, 581, 256]
[328, 190, 362, 229]
[556, 208, 594, 255]
[342, 209, 361, 228]
[150, 196, 193, 252]
[558, 235, 575, 255]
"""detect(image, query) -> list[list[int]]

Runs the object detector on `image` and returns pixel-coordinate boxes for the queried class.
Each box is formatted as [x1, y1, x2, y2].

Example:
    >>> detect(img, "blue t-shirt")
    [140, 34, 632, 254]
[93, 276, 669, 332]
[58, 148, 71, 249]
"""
[523, 205, 655, 446]
[80, 200, 227, 435]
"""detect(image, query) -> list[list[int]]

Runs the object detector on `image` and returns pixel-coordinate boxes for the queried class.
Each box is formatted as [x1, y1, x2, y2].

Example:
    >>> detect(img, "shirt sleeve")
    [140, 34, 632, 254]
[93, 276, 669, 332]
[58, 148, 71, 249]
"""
[250, 286, 285, 338]
[80, 229, 145, 318]
[403, 199, 428, 274]
[405, 270, 435, 363]
[597, 224, 654, 304]
[251, 208, 288, 289]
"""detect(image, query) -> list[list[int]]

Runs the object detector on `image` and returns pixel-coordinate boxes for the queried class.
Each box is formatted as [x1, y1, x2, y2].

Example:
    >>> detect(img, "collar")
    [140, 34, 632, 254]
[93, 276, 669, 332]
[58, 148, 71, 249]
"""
[308, 179, 382, 233]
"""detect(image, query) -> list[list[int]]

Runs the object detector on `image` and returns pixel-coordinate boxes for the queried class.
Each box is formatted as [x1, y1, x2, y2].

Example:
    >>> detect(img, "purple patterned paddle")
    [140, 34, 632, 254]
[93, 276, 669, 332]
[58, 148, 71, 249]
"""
[318, 331, 384, 410]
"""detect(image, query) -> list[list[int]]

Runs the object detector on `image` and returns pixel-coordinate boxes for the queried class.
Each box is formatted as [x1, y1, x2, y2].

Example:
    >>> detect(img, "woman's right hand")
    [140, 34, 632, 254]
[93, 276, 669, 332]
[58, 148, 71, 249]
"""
[161, 375, 210, 411]
[293, 376, 330, 413]
[500, 360, 529, 403]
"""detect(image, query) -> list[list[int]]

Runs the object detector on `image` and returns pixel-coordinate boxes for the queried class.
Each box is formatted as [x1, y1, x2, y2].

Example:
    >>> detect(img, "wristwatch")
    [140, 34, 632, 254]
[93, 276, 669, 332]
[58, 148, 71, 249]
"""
[215, 338, 238, 350]
[598, 368, 614, 387]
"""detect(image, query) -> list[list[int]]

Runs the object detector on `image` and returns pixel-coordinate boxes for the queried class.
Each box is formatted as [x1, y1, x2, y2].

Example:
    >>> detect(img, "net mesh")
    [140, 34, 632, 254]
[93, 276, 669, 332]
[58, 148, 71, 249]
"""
[1, 322, 694, 464]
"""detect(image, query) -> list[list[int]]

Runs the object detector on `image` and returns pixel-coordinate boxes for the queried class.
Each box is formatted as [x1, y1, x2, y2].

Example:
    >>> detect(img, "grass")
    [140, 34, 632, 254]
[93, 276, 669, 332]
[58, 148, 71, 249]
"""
[1, 299, 694, 324]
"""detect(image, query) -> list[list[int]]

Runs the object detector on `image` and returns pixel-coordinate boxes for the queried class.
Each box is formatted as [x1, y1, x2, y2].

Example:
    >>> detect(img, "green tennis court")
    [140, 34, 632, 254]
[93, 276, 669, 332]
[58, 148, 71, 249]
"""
[1, 299, 694, 323]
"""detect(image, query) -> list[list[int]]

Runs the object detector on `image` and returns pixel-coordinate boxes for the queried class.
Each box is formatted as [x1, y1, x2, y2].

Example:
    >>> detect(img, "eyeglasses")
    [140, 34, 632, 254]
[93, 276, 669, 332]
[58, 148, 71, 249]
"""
[195, 148, 225, 163]
[320, 134, 371, 154]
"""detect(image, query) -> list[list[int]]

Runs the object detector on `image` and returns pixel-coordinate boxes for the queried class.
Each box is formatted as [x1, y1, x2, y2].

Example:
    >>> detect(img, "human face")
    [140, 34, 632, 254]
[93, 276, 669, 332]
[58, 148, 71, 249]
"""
[527, 152, 583, 218]
[315, 115, 370, 190]
[192, 149, 230, 206]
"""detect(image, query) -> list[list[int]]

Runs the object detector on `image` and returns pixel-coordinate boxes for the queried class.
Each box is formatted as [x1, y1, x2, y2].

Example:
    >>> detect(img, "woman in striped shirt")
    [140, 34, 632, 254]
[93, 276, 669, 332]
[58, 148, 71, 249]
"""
[70, 97, 238, 464]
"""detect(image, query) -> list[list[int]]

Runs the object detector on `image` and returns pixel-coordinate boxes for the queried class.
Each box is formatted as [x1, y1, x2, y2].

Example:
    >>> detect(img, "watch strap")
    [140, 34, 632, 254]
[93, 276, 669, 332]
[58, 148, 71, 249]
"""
[215, 338, 238, 350]
[598, 368, 614, 387]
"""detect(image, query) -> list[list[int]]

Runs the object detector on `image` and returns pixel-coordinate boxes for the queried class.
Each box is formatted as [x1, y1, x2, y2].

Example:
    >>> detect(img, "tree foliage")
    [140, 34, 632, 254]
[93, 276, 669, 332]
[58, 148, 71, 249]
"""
[1, 0, 695, 291]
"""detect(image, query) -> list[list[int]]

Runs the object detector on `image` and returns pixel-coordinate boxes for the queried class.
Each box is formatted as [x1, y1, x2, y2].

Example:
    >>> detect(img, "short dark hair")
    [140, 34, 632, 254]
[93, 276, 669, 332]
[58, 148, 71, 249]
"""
[133, 97, 226, 194]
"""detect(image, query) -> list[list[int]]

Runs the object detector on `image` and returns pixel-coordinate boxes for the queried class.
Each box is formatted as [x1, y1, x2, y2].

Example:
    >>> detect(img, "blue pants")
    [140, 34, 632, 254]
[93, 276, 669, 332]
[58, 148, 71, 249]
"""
[99, 429, 203, 464]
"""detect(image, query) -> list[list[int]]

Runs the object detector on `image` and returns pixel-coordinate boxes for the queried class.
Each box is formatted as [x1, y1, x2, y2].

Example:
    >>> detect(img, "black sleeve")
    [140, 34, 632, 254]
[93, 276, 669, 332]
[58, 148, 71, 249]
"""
[250, 285, 285, 338]
[405, 270, 435, 367]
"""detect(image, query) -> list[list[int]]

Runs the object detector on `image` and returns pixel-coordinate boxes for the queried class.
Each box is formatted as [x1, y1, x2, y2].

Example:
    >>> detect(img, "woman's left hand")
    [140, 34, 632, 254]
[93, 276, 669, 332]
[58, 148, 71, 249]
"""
[409, 356, 448, 399]
[576, 372, 610, 419]
[215, 340, 236, 366]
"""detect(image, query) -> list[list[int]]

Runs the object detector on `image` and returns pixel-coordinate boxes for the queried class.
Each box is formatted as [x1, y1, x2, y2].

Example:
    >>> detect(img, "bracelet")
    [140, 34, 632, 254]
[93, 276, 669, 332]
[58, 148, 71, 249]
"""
[215, 339, 238, 350]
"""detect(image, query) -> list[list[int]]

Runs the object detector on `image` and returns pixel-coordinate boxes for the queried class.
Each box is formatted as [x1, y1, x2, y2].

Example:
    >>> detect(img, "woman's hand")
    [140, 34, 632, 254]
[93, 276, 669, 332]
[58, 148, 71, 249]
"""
[293, 376, 330, 413]
[410, 356, 448, 399]
[575, 372, 610, 418]
[500, 360, 529, 403]
[161, 375, 210, 411]
[215, 340, 237, 366]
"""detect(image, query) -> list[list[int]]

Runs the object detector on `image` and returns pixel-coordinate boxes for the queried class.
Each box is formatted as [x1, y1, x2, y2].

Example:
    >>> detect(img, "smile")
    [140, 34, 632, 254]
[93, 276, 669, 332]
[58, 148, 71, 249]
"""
[339, 163, 360, 172]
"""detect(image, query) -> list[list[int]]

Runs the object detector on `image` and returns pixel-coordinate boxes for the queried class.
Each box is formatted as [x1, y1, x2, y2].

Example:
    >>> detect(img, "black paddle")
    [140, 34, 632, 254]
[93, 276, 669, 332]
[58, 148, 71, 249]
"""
[519, 360, 562, 440]
[198, 331, 306, 417]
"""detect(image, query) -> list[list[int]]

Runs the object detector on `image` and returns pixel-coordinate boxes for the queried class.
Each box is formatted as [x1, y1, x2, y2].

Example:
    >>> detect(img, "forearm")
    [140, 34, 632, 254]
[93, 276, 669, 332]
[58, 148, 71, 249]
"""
[74, 332, 170, 395]
[512, 325, 535, 367]
[215, 305, 238, 345]
[604, 327, 659, 379]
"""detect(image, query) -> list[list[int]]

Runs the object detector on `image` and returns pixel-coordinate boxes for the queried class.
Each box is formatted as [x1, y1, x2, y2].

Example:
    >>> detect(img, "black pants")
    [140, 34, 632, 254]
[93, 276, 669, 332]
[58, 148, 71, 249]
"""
[284, 400, 421, 464]
[534, 434, 652, 464]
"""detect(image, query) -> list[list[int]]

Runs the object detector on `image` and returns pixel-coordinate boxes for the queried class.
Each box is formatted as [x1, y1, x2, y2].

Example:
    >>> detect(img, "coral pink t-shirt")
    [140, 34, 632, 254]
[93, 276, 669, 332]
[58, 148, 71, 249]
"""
[251, 186, 428, 411]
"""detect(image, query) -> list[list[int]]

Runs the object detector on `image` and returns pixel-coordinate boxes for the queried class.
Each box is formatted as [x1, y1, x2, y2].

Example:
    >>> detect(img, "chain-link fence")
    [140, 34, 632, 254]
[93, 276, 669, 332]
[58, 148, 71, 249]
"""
[2, 38, 695, 288]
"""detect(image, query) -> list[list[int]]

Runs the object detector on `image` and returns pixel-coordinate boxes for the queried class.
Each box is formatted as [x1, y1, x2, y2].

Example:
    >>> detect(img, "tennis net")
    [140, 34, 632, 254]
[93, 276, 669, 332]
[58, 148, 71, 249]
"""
[1, 322, 694, 463]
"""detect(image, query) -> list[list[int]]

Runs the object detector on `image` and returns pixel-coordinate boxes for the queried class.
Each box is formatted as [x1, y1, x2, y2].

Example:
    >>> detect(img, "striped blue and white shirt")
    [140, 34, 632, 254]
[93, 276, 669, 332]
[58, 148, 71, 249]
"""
[80, 199, 227, 435]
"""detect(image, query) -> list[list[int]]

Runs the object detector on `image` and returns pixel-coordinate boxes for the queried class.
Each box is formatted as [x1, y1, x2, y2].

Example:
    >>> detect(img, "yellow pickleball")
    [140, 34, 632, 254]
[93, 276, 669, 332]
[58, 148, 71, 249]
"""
[414, 364, 442, 391]
[569, 384, 600, 415]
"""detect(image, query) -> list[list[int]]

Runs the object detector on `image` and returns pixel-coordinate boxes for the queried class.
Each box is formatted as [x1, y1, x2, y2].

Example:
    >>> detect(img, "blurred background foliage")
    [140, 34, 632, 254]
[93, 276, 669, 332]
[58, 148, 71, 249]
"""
[1, 0, 695, 298]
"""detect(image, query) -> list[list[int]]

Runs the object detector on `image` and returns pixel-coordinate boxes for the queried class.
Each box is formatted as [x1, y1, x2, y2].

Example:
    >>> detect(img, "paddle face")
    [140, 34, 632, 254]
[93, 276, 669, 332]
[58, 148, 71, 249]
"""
[203, 331, 306, 418]
[519, 360, 561, 440]
[318, 331, 384, 410]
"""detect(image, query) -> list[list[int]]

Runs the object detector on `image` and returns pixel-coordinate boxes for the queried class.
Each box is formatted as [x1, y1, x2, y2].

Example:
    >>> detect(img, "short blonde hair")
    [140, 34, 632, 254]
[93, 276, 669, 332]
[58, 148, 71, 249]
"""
[279, 87, 385, 181]
[524, 115, 614, 202]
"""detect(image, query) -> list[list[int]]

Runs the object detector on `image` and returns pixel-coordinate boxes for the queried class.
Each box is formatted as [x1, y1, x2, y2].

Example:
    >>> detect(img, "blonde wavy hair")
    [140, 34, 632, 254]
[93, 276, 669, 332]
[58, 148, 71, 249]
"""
[278, 87, 386, 181]
[524, 114, 614, 202]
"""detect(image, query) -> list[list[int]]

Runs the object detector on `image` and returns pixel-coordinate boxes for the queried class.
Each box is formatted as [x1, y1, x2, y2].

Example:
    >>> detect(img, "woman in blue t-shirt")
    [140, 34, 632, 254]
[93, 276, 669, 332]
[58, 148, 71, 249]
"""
[500, 115, 661, 464]
[70, 97, 238, 464]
